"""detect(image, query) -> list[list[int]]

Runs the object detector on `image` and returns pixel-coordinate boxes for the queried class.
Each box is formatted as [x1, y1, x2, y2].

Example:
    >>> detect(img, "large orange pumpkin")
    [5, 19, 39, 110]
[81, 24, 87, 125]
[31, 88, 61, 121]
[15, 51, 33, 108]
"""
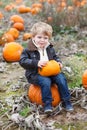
[38, 60, 61, 76]
[3, 42, 23, 62]
[82, 70, 87, 90]
[28, 84, 61, 107]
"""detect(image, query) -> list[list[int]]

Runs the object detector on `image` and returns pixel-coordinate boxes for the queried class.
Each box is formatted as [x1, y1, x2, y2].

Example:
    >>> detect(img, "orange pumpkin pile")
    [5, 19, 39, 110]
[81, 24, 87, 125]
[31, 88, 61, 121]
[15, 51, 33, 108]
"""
[28, 84, 61, 107]
[10, 15, 25, 32]
[38, 60, 61, 76]
[82, 70, 87, 90]
[3, 42, 23, 62]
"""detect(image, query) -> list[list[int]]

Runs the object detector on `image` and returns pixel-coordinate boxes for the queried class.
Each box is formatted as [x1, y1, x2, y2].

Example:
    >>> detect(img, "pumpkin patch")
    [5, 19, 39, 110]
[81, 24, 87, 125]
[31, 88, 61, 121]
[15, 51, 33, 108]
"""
[0, 0, 87, 129]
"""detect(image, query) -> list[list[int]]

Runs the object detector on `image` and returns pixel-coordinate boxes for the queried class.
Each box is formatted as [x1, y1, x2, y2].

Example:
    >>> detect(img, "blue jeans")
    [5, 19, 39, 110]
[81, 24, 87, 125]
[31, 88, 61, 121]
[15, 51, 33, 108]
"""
[35, 73, 71, 104]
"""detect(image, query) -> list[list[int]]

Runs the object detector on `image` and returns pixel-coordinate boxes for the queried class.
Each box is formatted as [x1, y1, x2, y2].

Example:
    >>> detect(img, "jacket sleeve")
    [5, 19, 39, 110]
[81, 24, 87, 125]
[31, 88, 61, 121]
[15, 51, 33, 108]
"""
[19, 48, 38, 70]
[51, 47, 62, 63]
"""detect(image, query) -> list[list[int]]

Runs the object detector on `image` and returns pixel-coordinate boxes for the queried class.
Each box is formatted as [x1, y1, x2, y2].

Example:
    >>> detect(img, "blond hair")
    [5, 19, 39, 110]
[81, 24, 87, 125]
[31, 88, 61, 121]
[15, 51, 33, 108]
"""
[30, 22, 53, 38]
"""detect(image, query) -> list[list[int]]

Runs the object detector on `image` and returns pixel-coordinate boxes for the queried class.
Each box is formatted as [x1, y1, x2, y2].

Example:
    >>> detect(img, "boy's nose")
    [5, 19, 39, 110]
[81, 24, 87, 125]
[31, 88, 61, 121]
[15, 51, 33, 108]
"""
[40, 39, 44, 42]
[41, 38, 45, 41]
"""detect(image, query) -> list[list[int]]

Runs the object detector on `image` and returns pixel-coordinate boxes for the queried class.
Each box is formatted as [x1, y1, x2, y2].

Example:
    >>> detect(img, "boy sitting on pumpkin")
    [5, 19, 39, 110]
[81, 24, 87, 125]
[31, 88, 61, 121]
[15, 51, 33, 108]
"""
[19, 22, 74, 113]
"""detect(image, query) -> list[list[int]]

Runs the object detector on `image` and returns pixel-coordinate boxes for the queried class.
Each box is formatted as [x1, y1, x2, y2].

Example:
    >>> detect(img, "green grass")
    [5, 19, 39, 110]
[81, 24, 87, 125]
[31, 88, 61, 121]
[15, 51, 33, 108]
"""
[63, 55, 87, 88]
[19, 106, 30, 117]
[0, 0, 14, 7]
[21, 42, 28, 48]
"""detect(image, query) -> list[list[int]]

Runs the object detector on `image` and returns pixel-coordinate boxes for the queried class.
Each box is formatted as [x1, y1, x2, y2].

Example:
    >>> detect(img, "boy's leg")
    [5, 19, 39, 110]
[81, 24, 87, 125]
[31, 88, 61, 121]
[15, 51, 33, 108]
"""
[36, 75, 53, 113]
[51, 73, 74, 112]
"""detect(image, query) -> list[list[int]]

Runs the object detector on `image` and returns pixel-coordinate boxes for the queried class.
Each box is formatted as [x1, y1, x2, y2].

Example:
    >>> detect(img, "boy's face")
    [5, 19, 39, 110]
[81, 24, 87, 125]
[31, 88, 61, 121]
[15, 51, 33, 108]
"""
[32, 33, 49, 48]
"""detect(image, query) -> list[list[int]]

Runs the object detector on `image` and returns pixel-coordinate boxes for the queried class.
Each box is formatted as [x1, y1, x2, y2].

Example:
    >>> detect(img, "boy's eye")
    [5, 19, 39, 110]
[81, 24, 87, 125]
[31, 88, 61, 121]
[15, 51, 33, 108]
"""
[37, 36, 48, 39]
[44, 37, 48, 39]
[38, 36, 42, 39]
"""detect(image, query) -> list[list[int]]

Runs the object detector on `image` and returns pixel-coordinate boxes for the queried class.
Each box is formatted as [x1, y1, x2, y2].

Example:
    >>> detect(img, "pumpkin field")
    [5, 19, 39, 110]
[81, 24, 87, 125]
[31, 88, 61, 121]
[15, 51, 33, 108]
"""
[0, 0, 87, 130]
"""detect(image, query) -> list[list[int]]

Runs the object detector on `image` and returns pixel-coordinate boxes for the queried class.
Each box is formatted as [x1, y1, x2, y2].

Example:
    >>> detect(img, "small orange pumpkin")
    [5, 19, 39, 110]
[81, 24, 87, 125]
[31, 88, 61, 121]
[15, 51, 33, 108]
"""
[0, 12, 4, 19]
[60, 1, 67, 8]
[4, 5, 13, 11]
[10, 15, 24, 24]
[15, 0, 23, 4]
[28, 84, 61, 107]
[31, 7, 41, 15]
[0, 36, 7, 46]
[67, 6, 74, 12]
[2, 33, 14, 43]
[23, 33, 32, 41]
[17, 5, 31, 13]
[12, 22, 24, 31]
[47, 16, 53, 23]
[3, 42, 23, 62]
[0, 2, 3, 6]
[7, 28, 19, 39]
[0, 33, 14, 46]
[38, 60, 61, 76]
[82, 70, 87, 90]
[39, 0, 46, 2]
[32, 3, 43, 8]
[81, 0, 87, 6]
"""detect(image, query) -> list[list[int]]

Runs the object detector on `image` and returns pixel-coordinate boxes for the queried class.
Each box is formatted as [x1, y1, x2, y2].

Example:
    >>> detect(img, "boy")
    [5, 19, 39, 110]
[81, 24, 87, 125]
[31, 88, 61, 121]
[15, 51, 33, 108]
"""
[19, 22, 74, 113]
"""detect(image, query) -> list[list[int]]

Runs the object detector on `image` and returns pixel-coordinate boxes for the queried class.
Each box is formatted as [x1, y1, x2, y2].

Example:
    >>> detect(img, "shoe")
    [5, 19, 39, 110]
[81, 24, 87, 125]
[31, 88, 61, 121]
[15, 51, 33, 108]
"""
[44, 108, 52, 114]
[44, 102, 52, 114]
[62, 100, 74, 112]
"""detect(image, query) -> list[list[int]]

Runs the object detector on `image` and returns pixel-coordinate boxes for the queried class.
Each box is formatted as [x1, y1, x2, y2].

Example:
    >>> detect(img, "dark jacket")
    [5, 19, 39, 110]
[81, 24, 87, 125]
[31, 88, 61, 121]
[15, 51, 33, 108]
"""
[19, 39, 61, 84]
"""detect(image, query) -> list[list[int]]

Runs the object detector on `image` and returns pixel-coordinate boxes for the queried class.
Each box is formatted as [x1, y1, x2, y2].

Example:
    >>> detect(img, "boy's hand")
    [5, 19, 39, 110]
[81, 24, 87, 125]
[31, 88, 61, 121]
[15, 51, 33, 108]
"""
[38, 61, 48, 68]
[58, 62, 63, 69]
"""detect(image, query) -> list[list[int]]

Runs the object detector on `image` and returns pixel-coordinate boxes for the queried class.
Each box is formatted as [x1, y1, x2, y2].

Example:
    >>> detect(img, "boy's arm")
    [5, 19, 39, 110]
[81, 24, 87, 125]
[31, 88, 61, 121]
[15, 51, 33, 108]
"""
[52, 47, 63, 68]
[52, 47, 62, 63]
[19, 48, 38, 70]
